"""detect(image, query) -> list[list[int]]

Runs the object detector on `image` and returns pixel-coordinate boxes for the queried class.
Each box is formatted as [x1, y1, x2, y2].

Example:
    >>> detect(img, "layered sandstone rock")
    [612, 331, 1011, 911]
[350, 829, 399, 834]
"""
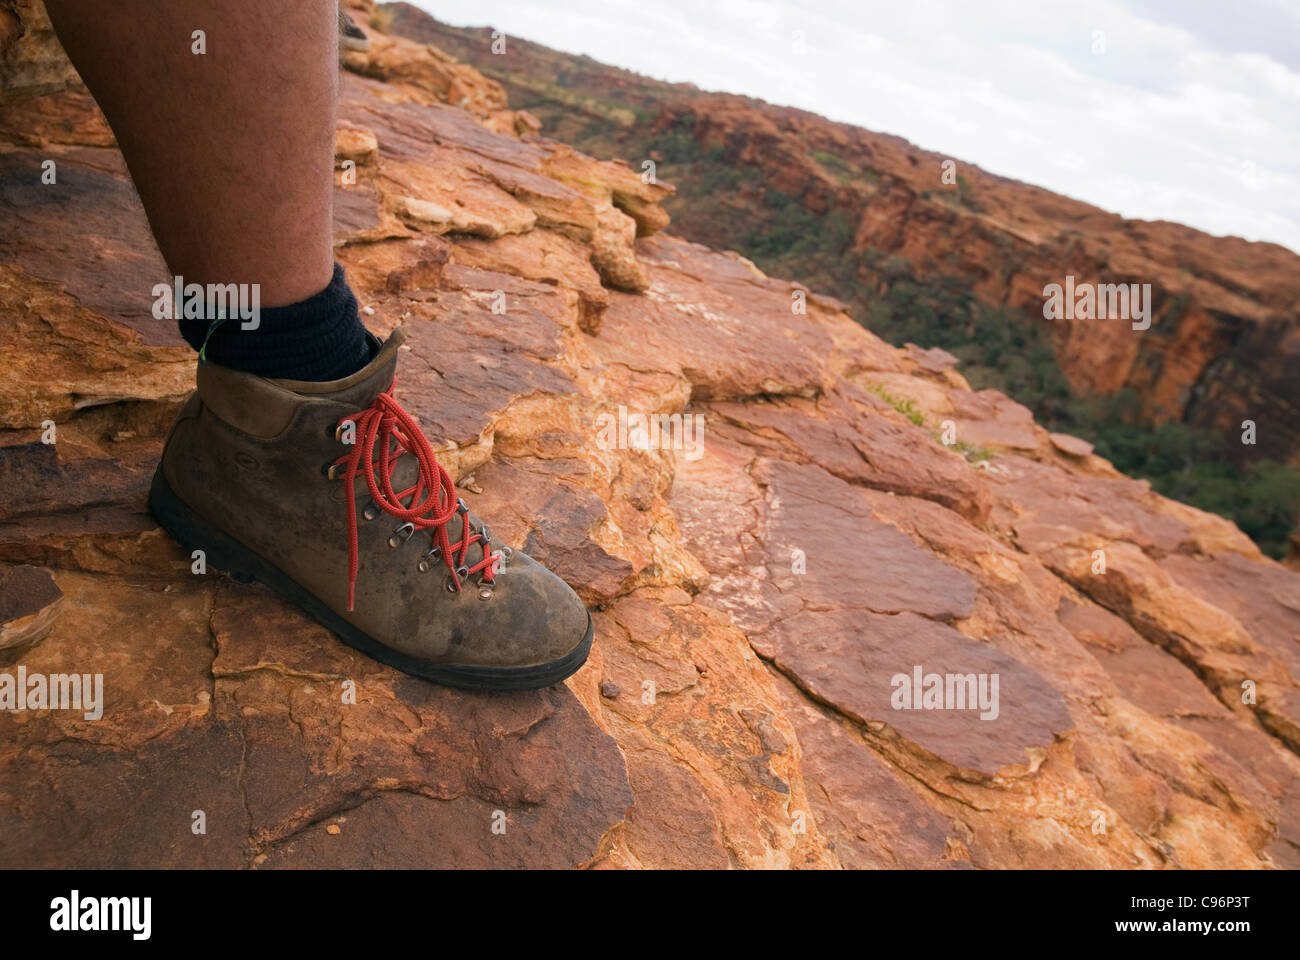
[388, 6, 1300, 478]
[671, 93, 1300, 471]
[1, 2, 1298, 869]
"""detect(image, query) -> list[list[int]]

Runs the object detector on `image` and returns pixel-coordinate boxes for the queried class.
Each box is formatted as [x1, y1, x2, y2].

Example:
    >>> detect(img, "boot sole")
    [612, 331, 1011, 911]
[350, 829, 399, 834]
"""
[148, 468, 593, 691]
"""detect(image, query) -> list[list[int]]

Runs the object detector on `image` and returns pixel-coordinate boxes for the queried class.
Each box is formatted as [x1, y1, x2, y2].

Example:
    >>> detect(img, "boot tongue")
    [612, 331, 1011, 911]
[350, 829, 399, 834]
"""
[283, 326, 438, 514]
[270, 326, 408, 409]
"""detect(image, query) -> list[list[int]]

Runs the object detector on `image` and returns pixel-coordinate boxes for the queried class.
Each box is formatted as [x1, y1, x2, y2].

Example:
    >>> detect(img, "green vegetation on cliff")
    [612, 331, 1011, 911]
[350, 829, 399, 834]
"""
[862, 270, 1300, 558]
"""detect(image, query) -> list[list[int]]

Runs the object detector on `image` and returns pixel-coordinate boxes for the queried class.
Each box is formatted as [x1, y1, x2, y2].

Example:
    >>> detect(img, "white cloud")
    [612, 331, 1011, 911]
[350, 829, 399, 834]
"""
[415, 0, 1300, 253]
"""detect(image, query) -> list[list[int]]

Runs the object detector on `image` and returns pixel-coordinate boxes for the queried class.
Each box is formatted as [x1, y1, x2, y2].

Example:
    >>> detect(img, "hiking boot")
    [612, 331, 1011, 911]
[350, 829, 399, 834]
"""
[338, 7, 370, 52]
[148, 327, 593, 690]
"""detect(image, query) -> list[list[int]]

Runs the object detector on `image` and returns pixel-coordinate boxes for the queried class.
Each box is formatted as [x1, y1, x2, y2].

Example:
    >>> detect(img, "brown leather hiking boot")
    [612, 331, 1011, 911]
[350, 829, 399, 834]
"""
[148, 327, 593, 690]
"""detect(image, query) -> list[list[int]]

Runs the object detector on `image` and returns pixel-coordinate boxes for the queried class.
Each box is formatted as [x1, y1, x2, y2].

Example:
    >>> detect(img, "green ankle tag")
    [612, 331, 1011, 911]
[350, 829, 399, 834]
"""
[196, 311, 228, 366]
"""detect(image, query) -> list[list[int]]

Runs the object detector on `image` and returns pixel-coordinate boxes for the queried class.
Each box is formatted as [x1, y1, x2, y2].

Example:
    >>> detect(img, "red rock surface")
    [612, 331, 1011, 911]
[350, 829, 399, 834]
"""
[1, 0, 1299, 869]
[0, 563, 62, 654]
[388, 4, 1300, 477]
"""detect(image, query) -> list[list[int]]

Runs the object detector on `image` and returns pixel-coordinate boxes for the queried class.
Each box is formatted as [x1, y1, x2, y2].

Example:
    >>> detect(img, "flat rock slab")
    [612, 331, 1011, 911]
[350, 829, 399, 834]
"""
[750, 458, 978, 622]
[989, 455, 1192, 555]
[596, 235, 832, 400]
[675, 451, 1070, 776]
[1, 574, 632, 868]
[1160, 551, 1300, 678]
[387, 281, 578, 447]
[0, 149, 178, 346]
[702, 380, 990, 523]
[1049, 432, 1094, 458]
[947, 389, 1039, 452]
[767, 607, 1072, 776]
[772, 672, 966, 868]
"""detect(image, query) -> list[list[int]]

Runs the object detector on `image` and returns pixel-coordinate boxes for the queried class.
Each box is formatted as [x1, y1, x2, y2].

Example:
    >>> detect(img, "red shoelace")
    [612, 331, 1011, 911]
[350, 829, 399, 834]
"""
[332, 385, 500, 611]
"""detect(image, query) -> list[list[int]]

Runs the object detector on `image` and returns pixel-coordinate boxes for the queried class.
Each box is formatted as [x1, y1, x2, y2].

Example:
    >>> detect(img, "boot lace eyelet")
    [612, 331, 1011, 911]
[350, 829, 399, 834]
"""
[333, 386, 502, 613]
[478, 587, 493, 601]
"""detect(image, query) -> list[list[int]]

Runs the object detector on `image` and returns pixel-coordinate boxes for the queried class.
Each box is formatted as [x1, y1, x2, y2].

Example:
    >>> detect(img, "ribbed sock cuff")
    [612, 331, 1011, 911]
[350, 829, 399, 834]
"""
[179, 263, 371, 381]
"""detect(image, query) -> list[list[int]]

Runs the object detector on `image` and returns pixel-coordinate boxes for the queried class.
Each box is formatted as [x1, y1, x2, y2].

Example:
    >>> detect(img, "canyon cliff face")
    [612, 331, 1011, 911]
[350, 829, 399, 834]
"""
[658, 97, 1300, 463]
[385, 3, 1300, 480]
[2, 0, 1300, 869]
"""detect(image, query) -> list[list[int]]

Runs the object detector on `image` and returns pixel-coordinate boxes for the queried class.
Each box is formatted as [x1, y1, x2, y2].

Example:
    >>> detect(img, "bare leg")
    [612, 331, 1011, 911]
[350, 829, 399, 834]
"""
[45, 1, 594, 690]
[44, 0, 336, 307]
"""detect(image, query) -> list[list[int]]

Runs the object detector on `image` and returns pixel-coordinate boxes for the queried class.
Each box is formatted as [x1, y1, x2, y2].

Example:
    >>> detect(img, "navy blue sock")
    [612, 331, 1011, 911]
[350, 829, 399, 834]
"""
[178, 263, 372, 381]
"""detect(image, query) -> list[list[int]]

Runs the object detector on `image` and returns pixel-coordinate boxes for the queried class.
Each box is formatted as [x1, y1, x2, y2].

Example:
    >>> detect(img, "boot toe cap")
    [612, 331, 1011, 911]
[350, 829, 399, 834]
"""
[405, 551, 590, 673]
[492, 554, 590, 665]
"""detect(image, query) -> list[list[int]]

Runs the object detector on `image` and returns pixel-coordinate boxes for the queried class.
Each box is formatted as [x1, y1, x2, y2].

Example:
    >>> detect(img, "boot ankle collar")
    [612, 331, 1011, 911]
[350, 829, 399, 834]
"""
[196, 327, 407, 439]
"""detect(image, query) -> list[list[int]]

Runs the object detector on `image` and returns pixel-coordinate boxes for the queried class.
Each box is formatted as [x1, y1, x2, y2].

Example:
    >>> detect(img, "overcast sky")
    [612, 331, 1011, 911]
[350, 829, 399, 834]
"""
[414, 0, 1300, 255]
